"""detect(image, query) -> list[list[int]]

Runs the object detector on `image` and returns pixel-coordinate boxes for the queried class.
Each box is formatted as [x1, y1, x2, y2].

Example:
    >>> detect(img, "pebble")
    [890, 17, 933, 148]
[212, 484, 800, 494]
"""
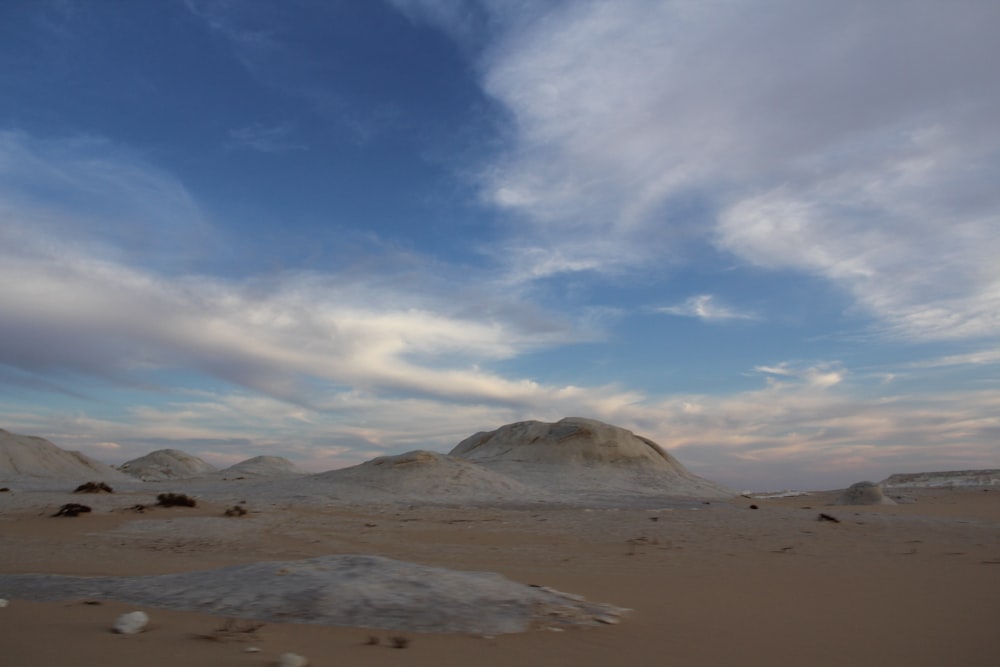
[112, 610, 149, 634]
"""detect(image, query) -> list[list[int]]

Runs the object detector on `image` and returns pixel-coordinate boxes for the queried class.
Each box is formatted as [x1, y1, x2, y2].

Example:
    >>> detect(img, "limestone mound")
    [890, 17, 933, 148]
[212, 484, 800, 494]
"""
[450, 417, 733, 500]
[832, 481, 896, 506]
[219, 456, 305, 479]
[312, 450, 551, 504]
[0, 555, 627, 634]
[119, 449, 217, 481]
[0, 429, 129, 482]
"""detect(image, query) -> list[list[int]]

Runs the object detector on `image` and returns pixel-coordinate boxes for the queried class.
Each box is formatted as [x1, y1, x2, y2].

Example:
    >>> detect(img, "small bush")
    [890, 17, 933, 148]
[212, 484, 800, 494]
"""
[53, 503, 92, 517]
[223, 505, 247, 517]
[74, 481, 114, 494]
[156, 493, 197, 508]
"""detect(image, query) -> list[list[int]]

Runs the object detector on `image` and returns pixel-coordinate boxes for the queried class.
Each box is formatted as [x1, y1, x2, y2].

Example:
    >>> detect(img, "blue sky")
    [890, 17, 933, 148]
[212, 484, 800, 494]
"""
[1, 0, 998, 490]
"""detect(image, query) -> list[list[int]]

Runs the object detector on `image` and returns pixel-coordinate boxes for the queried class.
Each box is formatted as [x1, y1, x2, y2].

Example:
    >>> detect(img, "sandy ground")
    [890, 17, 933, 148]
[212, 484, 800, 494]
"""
[1, 486, 999, 666]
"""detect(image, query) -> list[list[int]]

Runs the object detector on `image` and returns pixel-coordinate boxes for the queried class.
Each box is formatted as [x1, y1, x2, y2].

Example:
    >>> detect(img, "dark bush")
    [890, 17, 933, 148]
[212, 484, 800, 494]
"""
[74, 481, 114, 494]
[156, 493, 197, 508]
[53, 503, 92, 517]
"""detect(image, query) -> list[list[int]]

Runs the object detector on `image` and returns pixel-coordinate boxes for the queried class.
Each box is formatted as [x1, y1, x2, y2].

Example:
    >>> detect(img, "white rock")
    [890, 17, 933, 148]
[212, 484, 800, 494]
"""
[0, 598, 8, 608]
[112, 610, 149, 634]
[277, 653, 309, 667]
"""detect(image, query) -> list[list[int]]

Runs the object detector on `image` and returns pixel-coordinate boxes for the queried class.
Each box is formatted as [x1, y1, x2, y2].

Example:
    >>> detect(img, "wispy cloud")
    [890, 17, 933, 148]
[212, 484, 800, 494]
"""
[228, 123, 307, 153]
[0, 130, 217, 268]
[905, 347, 1000, 369]
[651, 295, 758, 323]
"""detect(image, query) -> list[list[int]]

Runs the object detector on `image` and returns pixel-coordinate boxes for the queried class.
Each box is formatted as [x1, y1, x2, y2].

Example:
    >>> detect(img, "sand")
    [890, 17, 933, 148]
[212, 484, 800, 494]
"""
[1, 483, 998, 666]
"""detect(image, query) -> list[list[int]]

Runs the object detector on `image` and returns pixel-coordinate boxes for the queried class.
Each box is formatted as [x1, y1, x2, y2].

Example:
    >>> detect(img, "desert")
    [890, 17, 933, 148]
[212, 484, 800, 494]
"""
[1, 421, 999, 667]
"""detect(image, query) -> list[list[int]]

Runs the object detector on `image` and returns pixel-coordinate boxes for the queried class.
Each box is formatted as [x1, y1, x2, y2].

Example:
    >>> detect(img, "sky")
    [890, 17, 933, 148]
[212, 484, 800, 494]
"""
[1, 0, 998, 491]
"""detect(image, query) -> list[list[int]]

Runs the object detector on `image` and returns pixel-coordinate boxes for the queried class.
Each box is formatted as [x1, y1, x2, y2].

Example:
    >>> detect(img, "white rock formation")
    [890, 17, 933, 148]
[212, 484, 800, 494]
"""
[119, 449, 216, 481]
[0, 555, 627, 635]
[0, 429, 129, 482]
[832, 481, 896, 506]
[220, 455, 305, 479]
[450, 417, 733, 500]
[112, 610, 149, 634]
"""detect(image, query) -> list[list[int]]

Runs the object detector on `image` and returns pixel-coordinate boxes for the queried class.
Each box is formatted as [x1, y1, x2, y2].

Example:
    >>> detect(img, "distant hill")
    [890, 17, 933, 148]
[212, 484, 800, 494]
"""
[119, 449, 217, 481]
[882, 469, 1000, 489]
[218, 455, 306, 478]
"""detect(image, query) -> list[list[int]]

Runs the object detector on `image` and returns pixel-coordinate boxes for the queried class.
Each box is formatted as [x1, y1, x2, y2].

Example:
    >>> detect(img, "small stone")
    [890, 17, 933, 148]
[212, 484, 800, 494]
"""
[112, 610, 149, 634]
[244, 646, 262, 653]
[0, 598, 9, 608]
[278, 652, 309, 667]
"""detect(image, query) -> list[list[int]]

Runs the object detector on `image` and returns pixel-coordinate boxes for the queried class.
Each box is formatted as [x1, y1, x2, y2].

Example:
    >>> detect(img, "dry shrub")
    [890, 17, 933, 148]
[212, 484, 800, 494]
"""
[74, 481, 114, 494]
[156, 493, 197, 508]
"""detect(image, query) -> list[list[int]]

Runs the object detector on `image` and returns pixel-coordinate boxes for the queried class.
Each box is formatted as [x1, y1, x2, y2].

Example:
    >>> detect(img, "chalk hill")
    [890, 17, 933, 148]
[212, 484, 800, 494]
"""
[0, 429, 129, 482]
[119, 449, 217, 481]
[450, 417, 734, 500]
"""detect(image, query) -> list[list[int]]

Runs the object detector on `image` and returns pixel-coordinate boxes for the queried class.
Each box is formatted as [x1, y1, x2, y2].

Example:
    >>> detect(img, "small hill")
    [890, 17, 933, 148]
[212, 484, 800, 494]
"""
[450, 417, 733, 500]
[219, 455, 305, 479]
[119, 449, 216, 481]
[0, 429, 129, 482]
[311, 450, 551, 505]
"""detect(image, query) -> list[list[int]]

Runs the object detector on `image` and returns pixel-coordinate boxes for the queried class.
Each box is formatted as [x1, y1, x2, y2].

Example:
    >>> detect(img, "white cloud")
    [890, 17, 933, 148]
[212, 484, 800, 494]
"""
[906, 347, 1000, 369]
[0, 131, 629, 431]
[402, 1, 1000, 342]
[653, 294, 757, 323]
